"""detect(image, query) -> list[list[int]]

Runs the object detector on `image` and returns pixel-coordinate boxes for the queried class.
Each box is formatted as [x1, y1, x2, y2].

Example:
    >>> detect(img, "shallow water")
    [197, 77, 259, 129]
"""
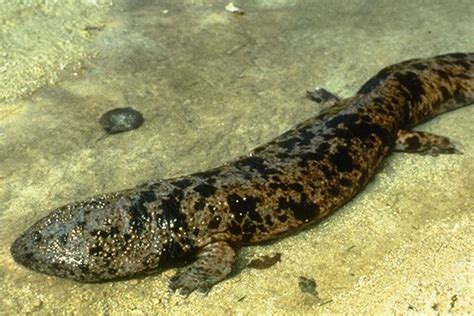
[1, 0, 473, 314]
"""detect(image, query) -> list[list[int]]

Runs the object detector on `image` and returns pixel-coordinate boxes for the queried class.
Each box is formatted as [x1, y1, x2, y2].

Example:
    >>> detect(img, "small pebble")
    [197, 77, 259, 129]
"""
[99, 107, 144, 134]
[247, 253, 281, 269]
[298, 276, 317, 295]
[225, 2, 245, 15]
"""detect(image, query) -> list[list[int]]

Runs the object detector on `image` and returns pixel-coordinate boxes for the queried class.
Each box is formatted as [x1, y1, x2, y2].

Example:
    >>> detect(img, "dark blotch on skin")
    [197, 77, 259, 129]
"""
[237, 156, 281, 176]
[160, 237, 190, 261]
[208, 216, 221, 229]
[319, 164, 336, 179]
[340, 178, 352, 187]
[328, 113, 390, 145]
[405, 136, 421, 150]
[129, 190, 156, 234]
[172, 179, 193, 189]
[264, 214, 274, 226]
[99, 107, 144, 134]
[79, 265, 90, 274]
[193, 183, 217, 198]
[277, 214, 288, 222]
[299, 129, 315, 145]
[439, 86, 451, 102]
[393, 71, 425, 105]
[277, 136, 301, 151]
[58, 233, 68, 245]
[330, 146, 355, 172]
[325, 113, 358, 129]
[328, 187, 340, 196]
[158, 189, 188, 233]
[229, 223, 242, 235]
[356, 70, 391, 95]
[89, 246, 103, 256]
[91, 230, 107, 238]
[241, 221, 257, 241]
[288, 183, 304, 192]
[193, 198, 206, 211]
[412, 63, 429, 70]
[227, 194, 262, 224]
[278, 193, 320, 222]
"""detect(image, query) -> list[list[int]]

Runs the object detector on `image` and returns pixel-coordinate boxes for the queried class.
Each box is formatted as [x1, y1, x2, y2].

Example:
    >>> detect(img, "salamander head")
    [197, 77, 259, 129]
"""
[11, 191, 175, 282]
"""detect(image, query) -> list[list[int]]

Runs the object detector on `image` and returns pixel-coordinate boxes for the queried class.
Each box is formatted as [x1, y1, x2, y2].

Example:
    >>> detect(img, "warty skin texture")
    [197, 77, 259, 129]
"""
[11, 53, 474, 296]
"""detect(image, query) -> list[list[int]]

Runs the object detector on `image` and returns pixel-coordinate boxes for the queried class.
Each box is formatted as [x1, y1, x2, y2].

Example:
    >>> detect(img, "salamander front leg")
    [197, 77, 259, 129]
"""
[395, 130, 461, 155]
[168, 241, 237, 297]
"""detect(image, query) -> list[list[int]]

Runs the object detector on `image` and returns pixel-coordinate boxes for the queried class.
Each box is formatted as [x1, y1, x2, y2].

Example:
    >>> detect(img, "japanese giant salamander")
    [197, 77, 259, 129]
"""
[11, 53, 474, 296]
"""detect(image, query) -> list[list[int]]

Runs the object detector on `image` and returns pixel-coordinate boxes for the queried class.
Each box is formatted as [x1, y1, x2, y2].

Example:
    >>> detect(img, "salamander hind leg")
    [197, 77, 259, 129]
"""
[306, 87, 352, 117]
[395, 130, 462, 156]
[168, 241, 237, 297]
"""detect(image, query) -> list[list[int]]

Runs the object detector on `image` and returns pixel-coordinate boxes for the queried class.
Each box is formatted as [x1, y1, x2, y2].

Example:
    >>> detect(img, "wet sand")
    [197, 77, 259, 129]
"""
[1, 0, 473, 314]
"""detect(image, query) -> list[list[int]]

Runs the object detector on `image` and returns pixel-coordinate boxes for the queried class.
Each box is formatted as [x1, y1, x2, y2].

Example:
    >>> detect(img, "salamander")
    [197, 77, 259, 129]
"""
[11, 53, 474, 296]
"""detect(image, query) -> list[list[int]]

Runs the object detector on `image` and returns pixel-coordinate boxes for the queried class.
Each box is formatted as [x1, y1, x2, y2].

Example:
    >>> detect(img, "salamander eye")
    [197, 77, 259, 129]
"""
[32, 231, 42, 243]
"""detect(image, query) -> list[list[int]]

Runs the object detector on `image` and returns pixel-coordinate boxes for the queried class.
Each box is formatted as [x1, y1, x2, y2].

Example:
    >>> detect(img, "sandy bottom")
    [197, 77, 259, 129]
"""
[0, 0, 472, 314]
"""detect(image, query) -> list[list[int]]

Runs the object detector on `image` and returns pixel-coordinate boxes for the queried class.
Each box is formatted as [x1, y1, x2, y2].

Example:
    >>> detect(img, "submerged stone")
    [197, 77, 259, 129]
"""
[99, 107, 144, 134]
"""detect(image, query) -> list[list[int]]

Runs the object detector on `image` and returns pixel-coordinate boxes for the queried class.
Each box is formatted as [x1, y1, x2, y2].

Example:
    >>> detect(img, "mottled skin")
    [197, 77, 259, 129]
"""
[11, 53, 474, 296]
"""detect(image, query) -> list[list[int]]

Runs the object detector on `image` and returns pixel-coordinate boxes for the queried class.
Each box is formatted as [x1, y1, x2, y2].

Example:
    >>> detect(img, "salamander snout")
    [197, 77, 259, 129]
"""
[11, 193, 168, 282]
[10, 211, 99, 282]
